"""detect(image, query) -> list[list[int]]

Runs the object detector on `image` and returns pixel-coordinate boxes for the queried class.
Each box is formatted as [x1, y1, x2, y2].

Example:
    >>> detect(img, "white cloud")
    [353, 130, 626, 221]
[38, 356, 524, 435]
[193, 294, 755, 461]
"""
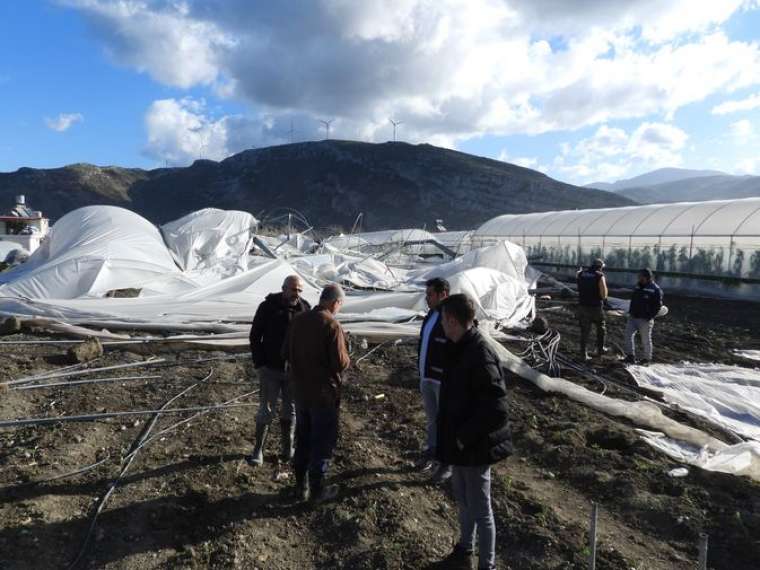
[45, 112, 84, 132]
[729, 119, 754, 142]
[64, 1, 760, 147]
[497, 149, 540, 170]
[553, 121, 688, 183]
[712, 92, 760, 114]
[63, 0, 232, 88]
[736, 157, 759, 174]
[143, 97, 356, 165]
[144, 98, 232, 165]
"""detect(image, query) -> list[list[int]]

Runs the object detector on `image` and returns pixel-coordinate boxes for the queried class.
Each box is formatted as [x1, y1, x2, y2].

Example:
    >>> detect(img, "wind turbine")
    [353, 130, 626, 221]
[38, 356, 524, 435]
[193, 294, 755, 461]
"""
[389, 118, 403, 142]
[320, 119, 334, 140]
[286, 119, 296, 143]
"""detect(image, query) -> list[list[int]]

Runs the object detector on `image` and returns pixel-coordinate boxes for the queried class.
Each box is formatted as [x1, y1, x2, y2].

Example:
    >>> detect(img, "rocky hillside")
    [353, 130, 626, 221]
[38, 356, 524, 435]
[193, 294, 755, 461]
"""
[0, 141, 632, 230]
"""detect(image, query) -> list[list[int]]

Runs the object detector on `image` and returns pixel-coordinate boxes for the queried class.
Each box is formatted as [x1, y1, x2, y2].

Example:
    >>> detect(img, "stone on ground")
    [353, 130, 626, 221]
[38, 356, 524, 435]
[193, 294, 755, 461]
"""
[66, 337, 104, 364]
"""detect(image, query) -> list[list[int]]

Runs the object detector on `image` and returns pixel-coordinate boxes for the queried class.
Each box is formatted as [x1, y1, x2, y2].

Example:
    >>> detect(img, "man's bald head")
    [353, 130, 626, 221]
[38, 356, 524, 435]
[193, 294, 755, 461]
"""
[282, 275, 305, 305]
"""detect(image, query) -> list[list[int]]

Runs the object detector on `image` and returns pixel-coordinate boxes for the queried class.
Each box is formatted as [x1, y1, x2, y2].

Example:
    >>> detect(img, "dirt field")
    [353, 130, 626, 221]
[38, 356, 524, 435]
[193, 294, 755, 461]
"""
[1, 293, 759, 569]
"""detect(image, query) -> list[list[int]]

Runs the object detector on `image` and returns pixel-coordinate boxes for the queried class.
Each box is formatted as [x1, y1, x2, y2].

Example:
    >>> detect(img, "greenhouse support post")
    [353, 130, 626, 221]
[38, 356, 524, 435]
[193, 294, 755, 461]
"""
[589, 501, 598, 570]
[689, 226, 695, 264]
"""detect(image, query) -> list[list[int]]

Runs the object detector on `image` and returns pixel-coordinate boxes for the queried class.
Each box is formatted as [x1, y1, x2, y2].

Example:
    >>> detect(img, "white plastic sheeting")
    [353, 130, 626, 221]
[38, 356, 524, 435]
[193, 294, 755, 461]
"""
[291, 254, 408, 290]
[325, 229, 447, 257]
[637, 430, 760, 481]
[0, 206, 180, 299]
[161, 208, 257, 274]
[0, 241, 28, 260]
[627, 363, 760, 441]
[492, 340, 760, 482]
[734, 350, 760, 362]
[409, 241, 536, 325]
[0, 205, 535, 331]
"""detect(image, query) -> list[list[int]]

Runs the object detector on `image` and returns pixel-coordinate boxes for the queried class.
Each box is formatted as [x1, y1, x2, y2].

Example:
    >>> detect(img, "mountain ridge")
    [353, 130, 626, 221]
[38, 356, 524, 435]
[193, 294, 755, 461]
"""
[0, 140, 633, 230]
[586, 167, 727, 192]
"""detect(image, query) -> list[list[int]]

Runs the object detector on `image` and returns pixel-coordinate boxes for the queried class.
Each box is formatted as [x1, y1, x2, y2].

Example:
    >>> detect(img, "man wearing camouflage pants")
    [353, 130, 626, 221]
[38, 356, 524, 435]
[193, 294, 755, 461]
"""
[247, 275, 310, 466]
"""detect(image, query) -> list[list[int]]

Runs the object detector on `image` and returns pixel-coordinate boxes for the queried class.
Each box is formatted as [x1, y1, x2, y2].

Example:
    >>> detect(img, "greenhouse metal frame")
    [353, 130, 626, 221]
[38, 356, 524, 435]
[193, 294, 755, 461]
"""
[472, 198, 760, 298]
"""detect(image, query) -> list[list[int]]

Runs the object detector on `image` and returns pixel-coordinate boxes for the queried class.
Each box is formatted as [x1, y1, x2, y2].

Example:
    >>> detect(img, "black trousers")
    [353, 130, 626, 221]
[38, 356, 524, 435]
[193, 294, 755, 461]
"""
[577, 305, 606, 353]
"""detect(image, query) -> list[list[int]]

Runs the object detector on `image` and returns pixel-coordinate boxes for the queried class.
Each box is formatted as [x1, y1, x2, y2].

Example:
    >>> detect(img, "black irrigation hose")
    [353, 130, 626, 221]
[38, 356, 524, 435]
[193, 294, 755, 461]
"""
[33, 455, 112, 484]
[122, 388, 259, 463]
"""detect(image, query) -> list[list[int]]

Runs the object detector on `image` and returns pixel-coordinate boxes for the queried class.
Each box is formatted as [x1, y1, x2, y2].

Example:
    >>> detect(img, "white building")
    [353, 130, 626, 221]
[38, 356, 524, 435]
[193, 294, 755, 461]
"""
[0, 195, 49, 257]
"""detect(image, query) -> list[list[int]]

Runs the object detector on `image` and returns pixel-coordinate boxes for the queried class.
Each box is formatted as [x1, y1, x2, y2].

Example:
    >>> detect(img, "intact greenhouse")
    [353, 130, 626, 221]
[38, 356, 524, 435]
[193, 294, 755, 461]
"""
[472, 197, 760, 299]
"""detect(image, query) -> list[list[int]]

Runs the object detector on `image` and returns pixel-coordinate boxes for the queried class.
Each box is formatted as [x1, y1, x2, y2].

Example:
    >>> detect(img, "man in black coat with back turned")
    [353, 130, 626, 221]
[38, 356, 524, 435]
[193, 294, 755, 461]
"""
[247, 274, 310, 466]
[436, 294, 512, 570]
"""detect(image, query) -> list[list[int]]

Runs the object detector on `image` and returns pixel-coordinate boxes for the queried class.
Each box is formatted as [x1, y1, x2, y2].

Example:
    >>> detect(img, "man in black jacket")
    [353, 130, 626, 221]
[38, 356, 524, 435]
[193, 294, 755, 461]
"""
[623, 268, 663, 365]
[417, 277, 451, 482]
[436, 294, 512, 570]
[576, 258, 609, 361]
[247, 275, 310, 466]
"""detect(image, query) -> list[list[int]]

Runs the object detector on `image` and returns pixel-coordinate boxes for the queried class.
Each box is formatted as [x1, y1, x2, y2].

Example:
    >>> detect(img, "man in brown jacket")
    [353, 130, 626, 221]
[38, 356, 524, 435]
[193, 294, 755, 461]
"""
[287, 283, 350, 502]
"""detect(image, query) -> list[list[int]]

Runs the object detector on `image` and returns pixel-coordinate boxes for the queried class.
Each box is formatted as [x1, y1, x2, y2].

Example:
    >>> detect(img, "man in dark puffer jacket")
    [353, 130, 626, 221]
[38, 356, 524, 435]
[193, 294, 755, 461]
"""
[436, 294, 512, 570]
[247, 275, 311, 466]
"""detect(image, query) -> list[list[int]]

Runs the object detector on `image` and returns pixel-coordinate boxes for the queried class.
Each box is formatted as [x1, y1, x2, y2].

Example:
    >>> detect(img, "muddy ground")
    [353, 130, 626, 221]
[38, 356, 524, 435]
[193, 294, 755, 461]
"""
[1, 293, 759, 569]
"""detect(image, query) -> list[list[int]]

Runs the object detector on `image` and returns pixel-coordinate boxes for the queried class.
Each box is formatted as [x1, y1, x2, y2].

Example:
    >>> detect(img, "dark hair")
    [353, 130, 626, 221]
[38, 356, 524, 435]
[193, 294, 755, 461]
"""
[639, 268, 653, 280]
[439, 293, 476, 326]
[425, 277, 450, 295]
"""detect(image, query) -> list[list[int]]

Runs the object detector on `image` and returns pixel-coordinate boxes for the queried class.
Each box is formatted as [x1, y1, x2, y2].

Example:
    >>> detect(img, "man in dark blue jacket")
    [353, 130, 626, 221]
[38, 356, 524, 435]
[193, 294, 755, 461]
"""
[623, 268, 663, 365]
[247, 275, 311, 466]
[436, 294, 512, 570]
[417, 277, 451, 482]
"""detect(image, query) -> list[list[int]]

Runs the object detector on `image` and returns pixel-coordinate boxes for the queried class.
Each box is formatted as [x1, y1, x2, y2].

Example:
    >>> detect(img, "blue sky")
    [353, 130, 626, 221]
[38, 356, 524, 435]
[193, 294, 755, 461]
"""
[2, 1, 760, 185]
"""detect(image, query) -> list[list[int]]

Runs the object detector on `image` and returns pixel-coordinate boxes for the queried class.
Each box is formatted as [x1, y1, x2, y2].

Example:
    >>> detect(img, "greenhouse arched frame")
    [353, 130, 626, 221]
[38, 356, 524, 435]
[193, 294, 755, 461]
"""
[472, 197, 760, 299]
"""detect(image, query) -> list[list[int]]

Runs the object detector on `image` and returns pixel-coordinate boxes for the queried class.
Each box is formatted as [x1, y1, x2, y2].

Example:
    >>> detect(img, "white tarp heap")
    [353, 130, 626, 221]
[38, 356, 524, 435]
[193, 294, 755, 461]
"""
[0, 205, 535, 330]
[0, 206, 180, 299]
[161, 208, 257, 274]
[627, 363, 760, 441]
[408, 241, 536, 324]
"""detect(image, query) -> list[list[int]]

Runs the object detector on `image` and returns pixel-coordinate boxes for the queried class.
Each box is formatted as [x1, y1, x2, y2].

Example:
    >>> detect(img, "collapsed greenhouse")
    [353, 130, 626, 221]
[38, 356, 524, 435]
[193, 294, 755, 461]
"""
[473, 197, 760, 300]
[0, 202, 758, 483]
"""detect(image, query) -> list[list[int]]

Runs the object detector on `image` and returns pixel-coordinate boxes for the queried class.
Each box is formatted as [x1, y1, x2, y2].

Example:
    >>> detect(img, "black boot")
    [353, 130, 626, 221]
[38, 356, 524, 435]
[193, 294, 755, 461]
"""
[309, 472, 338, 504]
[280, 419, 295, 462]
[294, 470, 309, 502]
[247, 422, 269, 466]
[437, 544, 474, 569]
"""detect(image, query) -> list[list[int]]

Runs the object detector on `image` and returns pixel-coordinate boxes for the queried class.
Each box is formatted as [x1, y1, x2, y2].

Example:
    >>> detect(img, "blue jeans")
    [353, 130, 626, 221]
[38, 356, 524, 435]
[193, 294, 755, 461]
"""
[420, 378, 440, 454]
[293, 403, 339, 484]
[451, 465, 496, 569]
[255, 367, 295, 425]
[624, 317, 654, 361]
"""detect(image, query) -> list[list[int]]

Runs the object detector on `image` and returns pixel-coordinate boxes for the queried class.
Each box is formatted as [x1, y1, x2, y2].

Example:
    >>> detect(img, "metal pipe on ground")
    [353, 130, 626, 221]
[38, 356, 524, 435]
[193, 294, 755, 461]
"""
[13, 375, 164, 391]
[0, 401, 257, 429]
[2, 358, 167, 388]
